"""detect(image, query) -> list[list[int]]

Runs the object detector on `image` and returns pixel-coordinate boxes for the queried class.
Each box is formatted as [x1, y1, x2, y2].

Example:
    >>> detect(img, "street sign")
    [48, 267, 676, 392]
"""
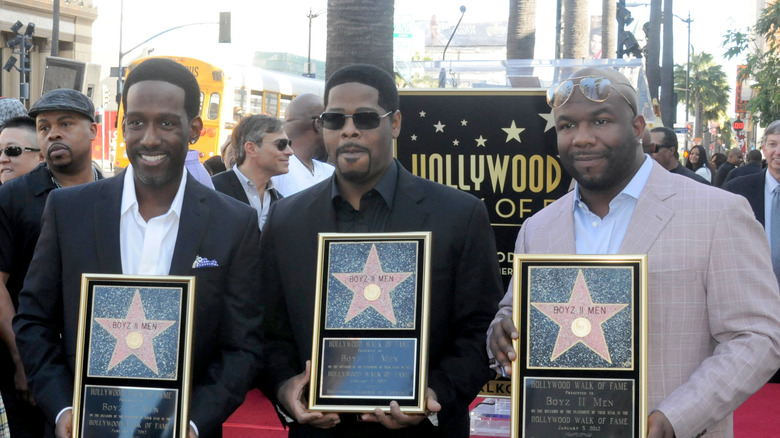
[673, 127, 687, 134]
[733, 120, 745, 131]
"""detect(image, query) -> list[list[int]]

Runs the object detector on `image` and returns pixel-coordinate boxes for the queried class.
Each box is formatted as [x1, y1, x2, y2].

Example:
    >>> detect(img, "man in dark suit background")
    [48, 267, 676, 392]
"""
[723, 149, 763, 185]
[258, 64, 504, 437]
[13, 58, 263, 438]
[650, 127, 709, 184]
[212, 114, 289, 230]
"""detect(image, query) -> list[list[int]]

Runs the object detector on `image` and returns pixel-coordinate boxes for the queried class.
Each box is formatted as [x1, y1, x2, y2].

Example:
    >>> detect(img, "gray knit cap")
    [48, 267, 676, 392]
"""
[0, 97, 27, 125]
[28, 88, 95, 122]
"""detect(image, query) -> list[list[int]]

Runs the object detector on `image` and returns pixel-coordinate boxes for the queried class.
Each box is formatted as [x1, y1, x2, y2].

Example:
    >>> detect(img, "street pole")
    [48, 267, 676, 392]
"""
[305, 8, 323, 78]
[674, 12, 693, 151]
[116, 0, 124, 105]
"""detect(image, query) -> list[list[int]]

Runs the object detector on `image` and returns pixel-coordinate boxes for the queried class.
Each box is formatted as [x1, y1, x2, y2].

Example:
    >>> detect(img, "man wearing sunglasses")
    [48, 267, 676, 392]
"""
[213, 114, 290, 231]
[649, 126, 709, 184]
[0, 89, 103, 438]
[272, 94, 334, 197]
[257, 64, 503, 437]
[488, 67, 780, 438]
[0, 116, 41, 185]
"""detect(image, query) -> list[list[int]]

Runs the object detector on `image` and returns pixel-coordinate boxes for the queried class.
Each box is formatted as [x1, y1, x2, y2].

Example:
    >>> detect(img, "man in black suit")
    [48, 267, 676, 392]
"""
[724, 120, 780, 384]
[212, 114, 289, 230]
[723, 149, 763, 185]
[713, 148, 743, 187]
[13, 58, 263, 438]
[258, 64, 503, 437]
[650, 127, 709, 184]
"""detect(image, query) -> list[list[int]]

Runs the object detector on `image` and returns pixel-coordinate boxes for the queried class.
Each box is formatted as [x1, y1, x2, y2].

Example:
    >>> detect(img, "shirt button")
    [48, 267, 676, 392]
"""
[592, 222, 598, 227]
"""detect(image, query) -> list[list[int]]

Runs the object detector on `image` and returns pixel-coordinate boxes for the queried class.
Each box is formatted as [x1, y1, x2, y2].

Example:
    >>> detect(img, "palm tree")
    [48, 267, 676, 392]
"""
[646, 0, 662, 100]
[507, 0, 536, 59]
[601, 0, 616, 59]
[674, 52, 730, 142]
[660, 0, 675, 127]
[325, 0, 395, 79]
[561, 0, 588, 59]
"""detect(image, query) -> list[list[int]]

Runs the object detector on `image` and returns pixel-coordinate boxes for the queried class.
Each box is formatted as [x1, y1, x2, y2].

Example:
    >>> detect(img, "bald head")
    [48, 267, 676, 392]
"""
[284, 94, 325, 161]
[565, 67, 638, 116]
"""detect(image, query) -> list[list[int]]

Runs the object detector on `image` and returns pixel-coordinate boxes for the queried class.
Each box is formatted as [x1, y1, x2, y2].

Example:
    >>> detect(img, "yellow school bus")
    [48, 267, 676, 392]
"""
[114, 55, 324, 169]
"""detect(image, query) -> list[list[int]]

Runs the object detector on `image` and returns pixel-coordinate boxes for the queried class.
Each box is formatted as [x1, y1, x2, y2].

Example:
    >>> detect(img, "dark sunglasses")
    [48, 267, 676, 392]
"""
[547, 76, 635, 114]
[652, 143, 676, 153]
[318, 111, 393, 130]
[267, 138, 292, 151]
[0, 145, 40, 157]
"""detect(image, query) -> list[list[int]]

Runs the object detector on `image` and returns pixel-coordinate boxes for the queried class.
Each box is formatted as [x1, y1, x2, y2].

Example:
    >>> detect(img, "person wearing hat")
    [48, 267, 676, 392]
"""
[0, 116, 42, 185]
[0, 88, 103, 438]
[0, 97, 27, 126]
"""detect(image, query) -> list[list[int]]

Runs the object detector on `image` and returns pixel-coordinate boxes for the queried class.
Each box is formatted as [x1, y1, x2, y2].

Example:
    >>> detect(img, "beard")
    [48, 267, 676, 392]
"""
[334, 142, 373, 183]
[560, 138, 641, 192]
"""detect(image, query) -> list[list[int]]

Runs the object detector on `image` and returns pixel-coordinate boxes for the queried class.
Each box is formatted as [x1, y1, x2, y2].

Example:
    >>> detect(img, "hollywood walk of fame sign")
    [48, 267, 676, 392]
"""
[72, 274, 196, 438]
[510, 255, 648, 438]
[309, 233, 431, 414]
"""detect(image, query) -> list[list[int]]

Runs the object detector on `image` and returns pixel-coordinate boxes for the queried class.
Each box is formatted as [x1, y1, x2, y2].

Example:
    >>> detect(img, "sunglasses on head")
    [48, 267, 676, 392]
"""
[268, 138, 292, 151]
[0, 145, 40, 157]
[547, 76, 636, 114]
[318, 111, 393, 130]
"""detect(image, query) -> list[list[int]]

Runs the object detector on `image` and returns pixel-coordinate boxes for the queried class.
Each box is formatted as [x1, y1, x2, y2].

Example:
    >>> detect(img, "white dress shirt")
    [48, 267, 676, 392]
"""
[764, 170, 780, 243]
[271, 154, 334, 197]
[120, 165, 187, 275]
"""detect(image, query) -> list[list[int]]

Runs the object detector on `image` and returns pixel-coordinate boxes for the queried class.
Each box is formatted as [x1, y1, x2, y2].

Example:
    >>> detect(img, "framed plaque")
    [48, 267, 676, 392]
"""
[308, 232, 431, 413]
[72, 274, 196, 438]
[510, 255, 647, 438]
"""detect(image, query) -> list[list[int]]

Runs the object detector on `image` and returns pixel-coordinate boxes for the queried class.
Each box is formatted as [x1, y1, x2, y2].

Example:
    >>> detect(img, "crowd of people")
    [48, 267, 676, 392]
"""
[0, 59, 778, 438]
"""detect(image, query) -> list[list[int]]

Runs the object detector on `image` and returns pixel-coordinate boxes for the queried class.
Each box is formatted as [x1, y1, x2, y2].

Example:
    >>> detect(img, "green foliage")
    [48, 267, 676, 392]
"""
[672, 52, 730, 136]
[723, 1, 780, 126]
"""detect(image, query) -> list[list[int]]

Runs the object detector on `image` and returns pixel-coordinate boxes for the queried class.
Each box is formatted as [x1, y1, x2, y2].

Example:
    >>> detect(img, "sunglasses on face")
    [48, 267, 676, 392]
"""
[547, 76, 635, 114]
[0, 145, 40, 157]
[318, 111, 393, 130]
[267, 138, 292, 151]
[652, 143, 676, 153]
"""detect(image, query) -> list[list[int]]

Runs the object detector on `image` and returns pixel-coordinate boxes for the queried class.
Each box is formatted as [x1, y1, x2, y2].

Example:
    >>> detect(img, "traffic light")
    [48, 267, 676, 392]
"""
[686, 122, 693, 135]
[219, 12, 231, 43]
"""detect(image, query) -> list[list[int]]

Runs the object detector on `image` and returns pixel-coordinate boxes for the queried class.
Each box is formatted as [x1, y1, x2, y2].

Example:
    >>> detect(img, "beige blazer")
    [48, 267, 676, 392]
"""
[491, 160, 780, 438]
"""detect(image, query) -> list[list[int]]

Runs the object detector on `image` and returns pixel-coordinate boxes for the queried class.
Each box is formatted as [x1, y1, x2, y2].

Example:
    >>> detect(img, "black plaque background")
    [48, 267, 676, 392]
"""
[311, 234, 429, 412]
[74, 277, 193, 438]
[396, 90, 571, 289]
[513, 259, 645, 438]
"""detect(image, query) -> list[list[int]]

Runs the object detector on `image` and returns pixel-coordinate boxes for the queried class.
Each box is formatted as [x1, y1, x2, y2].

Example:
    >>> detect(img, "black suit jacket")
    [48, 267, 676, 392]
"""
[258, 161, 504, 437]
[723, 170, 766, 226]
[212, 169, 283, 206]
[13, 172, 264, 438]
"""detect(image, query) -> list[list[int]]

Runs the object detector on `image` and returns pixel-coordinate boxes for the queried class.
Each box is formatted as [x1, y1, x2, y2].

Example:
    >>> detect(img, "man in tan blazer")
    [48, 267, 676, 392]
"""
[487, 67, 780, 438]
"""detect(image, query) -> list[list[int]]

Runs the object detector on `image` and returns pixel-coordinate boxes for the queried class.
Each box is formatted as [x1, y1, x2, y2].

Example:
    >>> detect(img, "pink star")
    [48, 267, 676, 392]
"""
[531, 270, 627, 364]
[95, 290, 176, 375]
[332, 244, 413, 324]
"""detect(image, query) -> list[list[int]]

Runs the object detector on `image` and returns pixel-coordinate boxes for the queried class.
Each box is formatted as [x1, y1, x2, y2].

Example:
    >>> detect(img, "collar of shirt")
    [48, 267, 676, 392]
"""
[330, 159, 398, 209]
[764, 170, 779, 241]
[121, 164, 188, 219]
[572, 155, 653, 254]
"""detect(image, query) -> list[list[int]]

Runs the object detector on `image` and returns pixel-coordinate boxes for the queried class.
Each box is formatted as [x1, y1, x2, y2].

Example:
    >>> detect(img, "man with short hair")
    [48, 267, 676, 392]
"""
[650, 126, 709, 184]
[271, 94, 334, 196]
[723, 149, 763, 184]
[0, 116, 41, 184]
[488, 67, 780, 438]
[258, 64, 503, 437]
[713, 148, 743, 187]
[0, 89, 103, 438]
[14, 58, 264, 438]
[213, 114, 291, 230]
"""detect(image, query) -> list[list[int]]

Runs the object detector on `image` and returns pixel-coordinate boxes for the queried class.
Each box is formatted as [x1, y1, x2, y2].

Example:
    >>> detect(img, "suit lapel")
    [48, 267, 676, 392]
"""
[619, 163, 675, 254]
[543, 193, 577, 253]
[385, 162, 427, 231]
[170, 176, 210, 274]
[228, 171, 250, 204]
[94, 173, 124, 273]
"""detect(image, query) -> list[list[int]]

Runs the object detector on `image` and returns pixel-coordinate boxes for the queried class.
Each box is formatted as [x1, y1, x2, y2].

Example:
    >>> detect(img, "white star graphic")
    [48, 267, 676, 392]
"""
[475, 135, 487, 147]
[539, 112, 556, 132]
[453, 139, 460, 146]
[419, 110, 426, 117]
[411, 134, 417, 141]
[434, 121, 445, 133]
[461, 119, 468, 126]
[502, 121, 525, 143]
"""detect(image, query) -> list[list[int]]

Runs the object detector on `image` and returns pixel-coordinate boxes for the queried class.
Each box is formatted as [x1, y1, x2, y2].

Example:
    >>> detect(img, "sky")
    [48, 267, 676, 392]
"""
[90, 0, 757, 117]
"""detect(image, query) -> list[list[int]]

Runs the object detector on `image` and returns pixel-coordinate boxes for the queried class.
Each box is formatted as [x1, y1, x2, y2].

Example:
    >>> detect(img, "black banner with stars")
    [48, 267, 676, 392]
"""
[396, 90, 572, 288]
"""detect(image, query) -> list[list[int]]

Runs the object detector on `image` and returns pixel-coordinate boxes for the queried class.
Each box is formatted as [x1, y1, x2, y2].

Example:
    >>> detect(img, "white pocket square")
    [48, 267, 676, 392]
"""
[192, 255, 219, 269]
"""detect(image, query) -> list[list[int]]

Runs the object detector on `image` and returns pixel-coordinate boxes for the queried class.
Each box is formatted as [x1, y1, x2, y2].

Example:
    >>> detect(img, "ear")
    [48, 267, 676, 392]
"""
[189, 116, 203, 144]
[243, 140, 256, 157]
[631, 114, 646, 140]
[88, 121, 98, 140]
[391, 110, 402, 139]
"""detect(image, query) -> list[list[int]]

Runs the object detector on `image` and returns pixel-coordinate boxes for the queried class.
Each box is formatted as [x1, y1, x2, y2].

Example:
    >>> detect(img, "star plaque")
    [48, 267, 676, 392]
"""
[73, 275, 196, 438]
[310, 233, 432, 415]
[509, 255, 648, 438]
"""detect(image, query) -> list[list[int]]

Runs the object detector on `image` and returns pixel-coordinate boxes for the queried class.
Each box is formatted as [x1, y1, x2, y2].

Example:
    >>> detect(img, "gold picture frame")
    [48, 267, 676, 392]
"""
[510, 255, 648, 438]
[72, 274, 196, 438]
[308, 232, 432, 413]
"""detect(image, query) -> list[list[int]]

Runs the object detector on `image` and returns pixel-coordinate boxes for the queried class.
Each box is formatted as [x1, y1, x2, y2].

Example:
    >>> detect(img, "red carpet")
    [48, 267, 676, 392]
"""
[225, 385, 780, 437]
